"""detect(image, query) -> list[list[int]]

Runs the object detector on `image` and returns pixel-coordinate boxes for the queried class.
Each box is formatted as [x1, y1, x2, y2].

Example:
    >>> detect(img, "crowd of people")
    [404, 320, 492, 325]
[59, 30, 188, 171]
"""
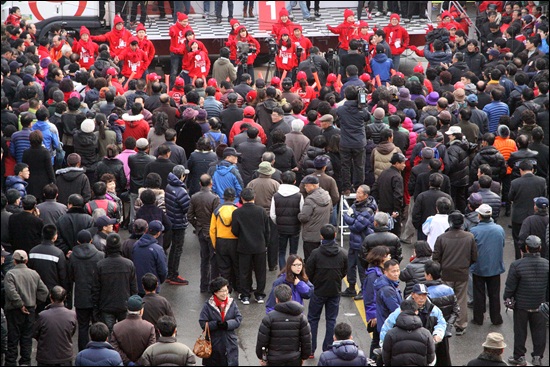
[1, 1, 549, 366]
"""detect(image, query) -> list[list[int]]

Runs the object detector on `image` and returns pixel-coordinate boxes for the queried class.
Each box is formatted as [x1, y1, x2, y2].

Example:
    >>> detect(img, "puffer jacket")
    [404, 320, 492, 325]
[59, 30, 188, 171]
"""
[366, 118, 389, 145]
[5, 175, 27, 198]
[374, 274, 403, 332]
[270, 143, 297, 173]
[92, 254, 138, 314]
[298, 187, 332, 242]
[68, 243, 105, 309]
[256, 301, 311, 363]
[302, 148, 334, 176]
[132, 234, 168, 293]
[318, 340, 368, 366]
[399, 256, 431, 298]
[55, 167, 91, 205]
[470, 145, 506, 183]
[361, 226, 403, 263]
[73, 130, 99, 171]
[478, 188, 501, 221]
[372, 141, 401, 180]
[423, 46, 452, 67]
[424, 279, 460, 326]
[446, 138, 469, 187]
[209, 202, 238, 247]
[75, 341, 123, 366]
[504, 253, 549, 310]
[199, 296, 242, 366]
[401, 118, 417, 158]
[271, 184, 303, 236]
[138, 336, 196, 366]
[164, 172, 190, 230]
[381, 311, 436, 366]
[95, 157, 127, 195]
[464, 50, 486, 78]
[370, 53, 393, 84]
[211, 160, 243, 204]
[507, 148, 539, 180]
[363, 266, 383, 321]
[342, 197, 376, 251]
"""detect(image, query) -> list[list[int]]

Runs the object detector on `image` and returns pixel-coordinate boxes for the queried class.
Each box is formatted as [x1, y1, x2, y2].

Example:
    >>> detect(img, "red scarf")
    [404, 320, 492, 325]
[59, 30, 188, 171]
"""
[213, 295, 228, 322]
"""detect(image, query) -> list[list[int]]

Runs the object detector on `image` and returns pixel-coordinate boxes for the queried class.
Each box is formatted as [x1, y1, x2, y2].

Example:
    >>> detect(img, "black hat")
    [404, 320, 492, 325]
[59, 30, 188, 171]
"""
[77, 230, 92, 244]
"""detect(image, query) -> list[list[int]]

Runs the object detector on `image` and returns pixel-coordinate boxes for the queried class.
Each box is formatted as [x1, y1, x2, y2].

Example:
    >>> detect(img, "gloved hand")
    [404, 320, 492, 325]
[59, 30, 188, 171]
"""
[217, 321, 228, 330]
[347, 207, 354, 216]
[409, 45, 418, 52]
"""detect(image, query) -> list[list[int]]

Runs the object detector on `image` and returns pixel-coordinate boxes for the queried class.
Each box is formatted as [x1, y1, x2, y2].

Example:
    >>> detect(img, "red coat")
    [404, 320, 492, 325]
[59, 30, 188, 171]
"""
[169, 22, 193, 54]
[226, 30, 239, 60]
[383, 24, 409, 56]
[91, 27, 133, 58]
[185, 50, 211, 79]
[4, 13, 21, 27]
[327, 21, 358, 51]
[38, 45, 51, 61]
[290, 35, 313, 63]
[272, 20, 296, 39]
[169, 88, 185, 105]
[227, 34, 260, 65]
[137, 37, 155, 69]
[275, 42, 298, 71]
[291, 85, 317, 111]
[72, 39, 99, 70]
[118, 47, 148, 79]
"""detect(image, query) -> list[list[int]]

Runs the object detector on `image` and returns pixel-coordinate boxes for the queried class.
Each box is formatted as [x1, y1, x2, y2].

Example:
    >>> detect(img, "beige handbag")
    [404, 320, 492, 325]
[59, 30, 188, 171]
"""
[193, 322, 212, 358]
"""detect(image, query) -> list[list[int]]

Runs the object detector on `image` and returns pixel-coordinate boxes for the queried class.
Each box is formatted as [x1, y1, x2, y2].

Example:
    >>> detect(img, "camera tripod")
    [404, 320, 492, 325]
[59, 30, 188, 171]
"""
[264, 52, 276, 83]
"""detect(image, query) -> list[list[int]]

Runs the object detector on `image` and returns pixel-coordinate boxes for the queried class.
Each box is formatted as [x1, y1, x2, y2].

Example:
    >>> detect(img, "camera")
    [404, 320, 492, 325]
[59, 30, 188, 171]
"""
[237, 42, 256, 64]
[325, 48, 335, 61]
[296, 44, 303, 59]
[358, 87, 368, 108]
[265, 37, 278, 55]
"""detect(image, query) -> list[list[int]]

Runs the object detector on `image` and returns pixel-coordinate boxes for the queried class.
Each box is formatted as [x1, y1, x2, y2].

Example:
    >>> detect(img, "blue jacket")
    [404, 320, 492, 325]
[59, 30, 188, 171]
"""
[470, 220, 505, 277]
[9, 128, 32, 163]
[339, 76, 365, 100]
[423, 46, 453, 67]
[31, 120, 59, 164]
[5, 175, 27, 198]
[132, 234, 168, 294]
[336, 100, 369, 149]
[363, 266, 383, 321]
[342, 197, 376, 250]
[374, 274, 402, 332]
[265, 273, 314, 313]
[164, 172, 190, 230]
[370, 53, 394, 84]
[318, 340, 368, 366]
[75, 341, 123, 366]
[211, 160, 243, 204]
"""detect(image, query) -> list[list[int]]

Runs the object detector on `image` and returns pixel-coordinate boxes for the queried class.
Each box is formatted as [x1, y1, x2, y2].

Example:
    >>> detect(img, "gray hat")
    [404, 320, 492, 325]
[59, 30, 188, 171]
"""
[136, 138, 149, 149]
[421, 147, 434, 159]
[319, 114, 334, 123]
[173, 165, 190, 177]
[301, 176, 319, 185]
[13, 250, 28, 261]
[525, 235, 542, 249]
[257, 161, 275, 176]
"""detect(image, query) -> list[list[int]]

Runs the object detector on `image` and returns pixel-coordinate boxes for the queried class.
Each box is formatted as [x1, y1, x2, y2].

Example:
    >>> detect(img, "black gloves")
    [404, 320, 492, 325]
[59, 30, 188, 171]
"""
[217, 321, 228, 330]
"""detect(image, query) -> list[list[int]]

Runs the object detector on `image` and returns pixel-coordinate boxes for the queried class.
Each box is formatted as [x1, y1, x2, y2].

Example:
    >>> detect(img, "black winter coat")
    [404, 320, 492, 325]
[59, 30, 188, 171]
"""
[504, 253, 549, 310]
[507, 148, 539, 180]
[412, 188, 453, 230]
[470, 146, 506, 183]
[55, 207, 94, 254]
[361, 227, 402, 264]
[92, 254, 138, 314]
[446, 139, 469, 187]
[73, 130, 99, 171]
[8, 211, 44, 254]
[199, 296, 242, 366]
[302, 148, 334, 177]
[467, 352, 508, 366]
[508, 173, 547, 224]
[128, 152, 155, 194]
[464, 50, 486, 78]
[336, 100, 369, 149]
[424, 279, 460, 327]
[28, 241, 68, 291]
[270, 143, 297, 173]
[519, 211, 549, 259]
[382, 311, 436, 366]
[400, 256, 430, 298]
[55, 167, 91, 205]
[22, 146, 55, 200]
[95, 158, 127, 196]
[256, 301, 311, 363]
[231, 203, 270, 254]
[372, 166, 404, 215]
[187, 151, 218, 196]
[143, 157, 177, 190]
[478, 188, 501, 221]
[164, 173, 190, 230]
[236, 139, 266, 186]
[68, 243, 105, 309]
[306, 239, 348, 297]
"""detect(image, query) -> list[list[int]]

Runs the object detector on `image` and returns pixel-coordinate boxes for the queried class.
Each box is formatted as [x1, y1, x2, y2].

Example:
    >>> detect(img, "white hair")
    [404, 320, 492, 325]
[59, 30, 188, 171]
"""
[374, 212, 389, 226]
[61, 44, 72, 55]
[291, 119, 304, 132]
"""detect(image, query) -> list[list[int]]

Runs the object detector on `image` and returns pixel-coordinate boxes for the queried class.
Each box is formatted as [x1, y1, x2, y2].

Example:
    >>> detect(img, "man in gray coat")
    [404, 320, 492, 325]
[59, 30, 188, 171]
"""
[298, 176, 332, 262]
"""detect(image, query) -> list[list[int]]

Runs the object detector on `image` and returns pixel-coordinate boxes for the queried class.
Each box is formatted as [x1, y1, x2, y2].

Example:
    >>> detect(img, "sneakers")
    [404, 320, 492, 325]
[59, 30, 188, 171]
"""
[386, 11, 392, 16]
[353, 293, 363, 300]
[341, 287, 357, 297]
[314, 11, 321, 17]
[240, 295, 250, 305]
[532, 356, 542, 366]
[256, 296, 265, 304]
[455, 327, 466, 335]
[374, 11, 382, 16]
[168, 276, 189, 285]
[305, 16, 316, 21]
[507, 356, 527, 366]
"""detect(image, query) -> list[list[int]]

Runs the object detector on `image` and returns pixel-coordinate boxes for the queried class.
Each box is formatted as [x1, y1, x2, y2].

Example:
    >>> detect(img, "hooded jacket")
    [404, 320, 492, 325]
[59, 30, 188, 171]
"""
[209, 202, 238, 247]
[68, 243, 105, 309]
[374, 274, 403, 332]
[342, 197, 376, 251]
[132, 233, 168, 293]
[118, 45, 148, 79]
[55, 167, 92, 205]
[256, 301, 312, 363]
[306, 239, 348, 297]
[270, 143, 297, 173]
[211, 160, 243, 203]
[381, 311, 436, 366]
[470, 145, 506, 183]
[256, 98, 279, 132]
[164, 172, 190, 230]
[72, 29, 98, 69]
[73, 130, 99, 170]
[122, 113, 150, 141]
[446, 138, 469, 187]
[447, 61, 470, 84]
[168, 21, 193, 54]
[298, 187, 332, 242]
[318, 340, 367, 366]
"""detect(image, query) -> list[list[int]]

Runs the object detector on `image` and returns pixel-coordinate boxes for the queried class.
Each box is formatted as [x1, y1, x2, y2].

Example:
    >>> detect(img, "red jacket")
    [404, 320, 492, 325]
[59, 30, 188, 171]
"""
[384, 17, 409, 56]
[169, 88, 185, 105]
[227, 30, 260, 65]
[137, 36, 156, 69]
[91, 28, 133, 58]
[38, 45, 51, 61]
[122, 113, 150, 141]
[185, 49, 211, 79]
[4, 13, 21, 27]
[272, 20, 296, 39]
[169, 22, 193, 54]
[275, 41, 298, 71]
[118, 47, 148, 79]
[226, 30, 240, 60]
[290, 34, 313, 63]
[72, 39, 99, 70]
[229, 118, 267, 145]
[291, 85, 317, 111]
[327, 21, 358, 51]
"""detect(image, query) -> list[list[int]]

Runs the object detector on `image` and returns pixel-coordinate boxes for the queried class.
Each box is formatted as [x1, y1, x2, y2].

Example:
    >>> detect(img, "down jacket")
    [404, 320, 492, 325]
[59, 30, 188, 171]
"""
[75, 341, 123, 366]
[470, 146, 506, 183]
[138, 336, 196, 366]
[298, 187, 332, 242]
[399, 256, 431, 299]
[477, 188, 501, 221]
[381, 311, 436, 366]
[199, 296, 242, 366]
[503, 253, 549, 310]
[318, 340, 368, 366]
[55, 167, 92, 205]
[366, 118, 389, 145]
[374, 275, 403, 332]
[342, 197, 376, 251]
[68, 243, 105, 309]
[361, 226, 403, 265]
[256, 301, 312, 364]
[424, 279, 460, 327]
[446, 139, 469, 187]
[164, 172, 190, 230]
[302, 148, 334, 177]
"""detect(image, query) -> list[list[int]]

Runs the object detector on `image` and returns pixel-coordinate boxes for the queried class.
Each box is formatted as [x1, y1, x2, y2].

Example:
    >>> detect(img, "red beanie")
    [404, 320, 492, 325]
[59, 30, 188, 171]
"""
[344, 9, 354, 19]
[279, 8, 289, 17]
[230, 18, 240, 27]
[80, 26, 90, 36]
[114, 15, 124, 25]
[390, 13, 400, 22]
[280, 27, 289, 35]
[297, 71, 307, 80]
[136, 23, 146, 33]
[177, 12, 188, 21]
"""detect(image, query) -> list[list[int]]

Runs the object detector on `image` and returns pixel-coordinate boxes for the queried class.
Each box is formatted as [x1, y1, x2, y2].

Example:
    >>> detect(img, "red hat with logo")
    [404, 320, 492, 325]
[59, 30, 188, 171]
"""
[244, 106, 256, 116]
[326, 73, 337, 83]
[246, 90, 257, 103]
[147, 73, 161, 82]
[270, 76, 281, 86]
[174, 77, 185, 87]
[106, 67, 118, 76]
[413, 64, 425, 73]
[360, 73, 371, 83]
[207, 78, 218, 87]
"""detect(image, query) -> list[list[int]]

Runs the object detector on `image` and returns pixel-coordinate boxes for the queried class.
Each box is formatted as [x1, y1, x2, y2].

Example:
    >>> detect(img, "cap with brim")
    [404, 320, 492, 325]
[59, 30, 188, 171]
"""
[475, 203, 492, 216]
[255, 79, 266, 88]
[445, 126, 462, 135]
[319, 114, 334, 123]
[223, 147, 242, 158]
[301, 176, 319, 185]
[525, 235, 542, 249]
[13, 250, 28, 261]
[412, 284, 429, 294]
[534, 197, 549, 209]
[95, 215, 117, 228]
[466, 94, 478, 103]
[148, 220, 165, 233]
[77, 230, 92, 244]
[243, 106, 255, 117]
[133, 219, 148, 235]
[9, 61, 23, 70]
[482, 332, 506, 349]
[1, 246, 10, 257]
[257, 161, 276, 176]
[127, 295, 144, 311]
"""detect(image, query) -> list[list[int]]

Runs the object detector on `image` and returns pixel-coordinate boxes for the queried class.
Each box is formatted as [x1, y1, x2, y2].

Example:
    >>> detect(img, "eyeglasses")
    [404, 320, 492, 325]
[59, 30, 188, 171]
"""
[216, 288, 229, 294]
[291, 263, 303, 267]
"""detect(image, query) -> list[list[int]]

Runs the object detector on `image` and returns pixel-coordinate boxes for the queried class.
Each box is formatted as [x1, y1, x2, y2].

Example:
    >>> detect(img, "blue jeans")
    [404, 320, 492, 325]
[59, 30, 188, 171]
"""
[391, 55, 401, 72]
[287, 1, 311, 19]
[330, 204, 338, 226]
[215, 1, 234, 18]
[170, 52, 183, 89]
[308, 294, 340, 353]
[204, 1, 211, 13]
[278, 233, 300, 270]
[347, 248, 365, 288]
[172, 1, 190, 22]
